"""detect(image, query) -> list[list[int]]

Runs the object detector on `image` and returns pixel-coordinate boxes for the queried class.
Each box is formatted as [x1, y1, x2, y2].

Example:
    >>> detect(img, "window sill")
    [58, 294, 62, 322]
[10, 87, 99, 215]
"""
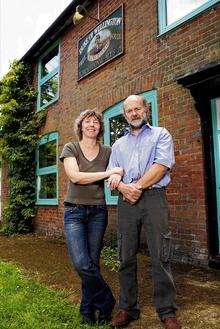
[37, 95, 59, 112]
[36, 199, 58, 206]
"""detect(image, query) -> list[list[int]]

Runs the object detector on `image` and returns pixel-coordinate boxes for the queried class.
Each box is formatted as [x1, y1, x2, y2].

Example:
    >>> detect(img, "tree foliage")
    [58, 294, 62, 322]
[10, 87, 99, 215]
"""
[0, 60, 46, 234]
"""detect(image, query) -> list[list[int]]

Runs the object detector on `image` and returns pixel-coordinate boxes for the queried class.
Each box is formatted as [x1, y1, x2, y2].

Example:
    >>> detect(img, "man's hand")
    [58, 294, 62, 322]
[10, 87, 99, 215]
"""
[118, 182, 142, 204]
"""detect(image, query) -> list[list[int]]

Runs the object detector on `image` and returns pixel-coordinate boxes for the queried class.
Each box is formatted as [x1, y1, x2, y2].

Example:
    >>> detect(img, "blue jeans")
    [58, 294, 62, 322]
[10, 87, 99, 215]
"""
[64, 204, 115, 321]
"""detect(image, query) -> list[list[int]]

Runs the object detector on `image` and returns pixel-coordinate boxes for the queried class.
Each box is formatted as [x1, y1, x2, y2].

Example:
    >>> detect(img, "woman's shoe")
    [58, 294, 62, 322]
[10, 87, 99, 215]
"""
[95, 298, 116, 325]
[81, 314, 96, 326]
[97, 313, 112, 325]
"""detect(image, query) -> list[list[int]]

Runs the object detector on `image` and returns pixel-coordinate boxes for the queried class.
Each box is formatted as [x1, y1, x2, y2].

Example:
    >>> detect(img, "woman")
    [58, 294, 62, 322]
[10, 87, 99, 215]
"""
[60, 109, 122, 325]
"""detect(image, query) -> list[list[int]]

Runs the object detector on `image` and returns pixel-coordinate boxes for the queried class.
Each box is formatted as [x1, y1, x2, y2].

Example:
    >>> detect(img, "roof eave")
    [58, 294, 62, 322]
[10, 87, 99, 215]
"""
[21, 0, 91, 62]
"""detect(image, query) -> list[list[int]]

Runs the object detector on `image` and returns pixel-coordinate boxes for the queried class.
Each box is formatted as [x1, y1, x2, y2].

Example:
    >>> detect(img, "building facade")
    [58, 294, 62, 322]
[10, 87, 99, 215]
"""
[1, 0, 220, 267]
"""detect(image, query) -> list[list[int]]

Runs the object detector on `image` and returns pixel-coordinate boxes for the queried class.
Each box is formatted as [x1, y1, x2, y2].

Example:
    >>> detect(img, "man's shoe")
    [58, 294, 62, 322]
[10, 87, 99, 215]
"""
[111, 310, 134, 327]
[163, 317, 181, 329]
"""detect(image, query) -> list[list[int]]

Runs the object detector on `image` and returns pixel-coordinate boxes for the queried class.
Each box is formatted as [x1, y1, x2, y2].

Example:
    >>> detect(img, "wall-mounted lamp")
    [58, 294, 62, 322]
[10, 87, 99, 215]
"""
[73, 2, 100, 25]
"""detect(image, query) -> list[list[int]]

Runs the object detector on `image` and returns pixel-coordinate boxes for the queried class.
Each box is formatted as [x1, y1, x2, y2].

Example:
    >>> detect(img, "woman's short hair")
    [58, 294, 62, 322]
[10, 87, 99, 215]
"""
[74, 109, 104, 141]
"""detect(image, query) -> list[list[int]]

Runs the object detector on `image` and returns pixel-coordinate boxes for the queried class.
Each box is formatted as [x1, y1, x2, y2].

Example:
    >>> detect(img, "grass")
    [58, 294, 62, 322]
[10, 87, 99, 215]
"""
[0, 261, 110, 329]
[101, 246, 120, 272]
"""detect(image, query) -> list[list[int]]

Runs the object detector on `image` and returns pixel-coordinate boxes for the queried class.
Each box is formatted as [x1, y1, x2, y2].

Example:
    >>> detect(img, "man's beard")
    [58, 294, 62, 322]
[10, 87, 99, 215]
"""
[129, 118, 147, 129]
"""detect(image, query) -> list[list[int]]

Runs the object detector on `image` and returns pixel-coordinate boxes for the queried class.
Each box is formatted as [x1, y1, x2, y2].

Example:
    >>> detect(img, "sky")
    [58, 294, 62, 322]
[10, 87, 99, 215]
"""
[0, 0, 209, 78]
[0, 0, 73, 78]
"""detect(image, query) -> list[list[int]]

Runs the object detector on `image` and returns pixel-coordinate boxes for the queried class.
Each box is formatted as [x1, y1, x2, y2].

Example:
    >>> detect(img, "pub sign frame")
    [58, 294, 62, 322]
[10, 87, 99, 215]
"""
[77, 5, 124, 80]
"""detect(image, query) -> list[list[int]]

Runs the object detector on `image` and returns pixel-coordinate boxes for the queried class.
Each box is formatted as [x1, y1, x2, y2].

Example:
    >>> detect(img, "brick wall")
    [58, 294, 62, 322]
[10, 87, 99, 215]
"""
[3, 0, 219, 265]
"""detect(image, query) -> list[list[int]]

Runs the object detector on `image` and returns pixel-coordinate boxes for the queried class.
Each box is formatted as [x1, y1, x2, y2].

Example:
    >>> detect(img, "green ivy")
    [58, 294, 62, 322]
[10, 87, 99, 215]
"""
[0, 60, 46, 234]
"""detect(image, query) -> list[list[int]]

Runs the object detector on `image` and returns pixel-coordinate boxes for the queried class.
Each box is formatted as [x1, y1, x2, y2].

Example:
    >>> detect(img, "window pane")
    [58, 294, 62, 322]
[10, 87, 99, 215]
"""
[109, 114, 127, 197]
[166, 0, 208, 25]
[39, 173, 57, 199]
[39, 140, 56, 168]
[109, 114, 128, 146]
[40, 74, 58, 107]
[111, 189, 119, 196]
[148, 103, 153, 125]
[41, 47, 59, 78]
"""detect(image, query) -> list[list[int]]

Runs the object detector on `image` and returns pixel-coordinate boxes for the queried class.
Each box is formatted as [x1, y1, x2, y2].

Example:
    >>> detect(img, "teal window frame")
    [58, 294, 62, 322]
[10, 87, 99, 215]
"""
[36, 132, 59, 205]
[158, 0, 220, 35]
[103, 90, 158, 205]
[211, 98, 220, 252]
[37, 40, 60, 111]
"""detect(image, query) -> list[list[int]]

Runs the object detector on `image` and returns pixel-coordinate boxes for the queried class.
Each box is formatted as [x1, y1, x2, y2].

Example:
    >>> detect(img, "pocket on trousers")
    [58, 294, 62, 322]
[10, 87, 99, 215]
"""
[64, 205, 81, 213]
[64, 206, 84, 223]
[160, 231, 173, 262]
[159, 191, 169, 208]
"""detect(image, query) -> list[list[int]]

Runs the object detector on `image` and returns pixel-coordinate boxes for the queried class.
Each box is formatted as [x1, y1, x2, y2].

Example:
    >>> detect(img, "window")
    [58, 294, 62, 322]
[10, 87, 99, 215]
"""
[158, 0, 219, 35]
[103, 90, 158, 205]
[37, 41, 60, 111]
[36, 132, 59, 205]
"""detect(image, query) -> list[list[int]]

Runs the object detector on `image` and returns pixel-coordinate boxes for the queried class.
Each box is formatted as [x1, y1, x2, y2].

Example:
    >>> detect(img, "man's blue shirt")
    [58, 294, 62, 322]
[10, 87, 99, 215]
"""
[108, 124, 175, 187]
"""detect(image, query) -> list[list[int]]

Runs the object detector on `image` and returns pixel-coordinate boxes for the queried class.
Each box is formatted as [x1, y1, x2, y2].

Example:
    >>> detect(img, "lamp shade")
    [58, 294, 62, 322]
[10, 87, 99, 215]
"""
[73, 6, 84, 25]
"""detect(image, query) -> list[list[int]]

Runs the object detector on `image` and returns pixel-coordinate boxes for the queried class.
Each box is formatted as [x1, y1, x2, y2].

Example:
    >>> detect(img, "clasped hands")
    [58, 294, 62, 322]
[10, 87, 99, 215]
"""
[119, 182, 142, 204]
[107, 168, 142, 204]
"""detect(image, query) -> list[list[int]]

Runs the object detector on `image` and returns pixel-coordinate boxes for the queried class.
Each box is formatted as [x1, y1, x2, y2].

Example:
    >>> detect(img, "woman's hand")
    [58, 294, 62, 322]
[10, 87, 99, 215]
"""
[107, 173, 122, 190]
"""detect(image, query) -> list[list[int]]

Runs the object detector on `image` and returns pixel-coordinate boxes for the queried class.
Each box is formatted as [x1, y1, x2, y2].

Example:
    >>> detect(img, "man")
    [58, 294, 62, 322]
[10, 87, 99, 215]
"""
[107, 95, 181, 329]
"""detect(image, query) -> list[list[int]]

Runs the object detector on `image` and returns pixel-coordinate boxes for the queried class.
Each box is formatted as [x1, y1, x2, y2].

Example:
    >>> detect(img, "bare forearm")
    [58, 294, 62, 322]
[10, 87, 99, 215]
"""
[136, 163, 168, 189]
[117, 181, 127, 194]
[64, 158, 123, 185]
[69, 171, 110, 185]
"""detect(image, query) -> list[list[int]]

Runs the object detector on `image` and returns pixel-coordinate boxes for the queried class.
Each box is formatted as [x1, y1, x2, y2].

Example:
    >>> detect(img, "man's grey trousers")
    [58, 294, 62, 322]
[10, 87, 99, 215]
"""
[117, 188, 177, 320]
